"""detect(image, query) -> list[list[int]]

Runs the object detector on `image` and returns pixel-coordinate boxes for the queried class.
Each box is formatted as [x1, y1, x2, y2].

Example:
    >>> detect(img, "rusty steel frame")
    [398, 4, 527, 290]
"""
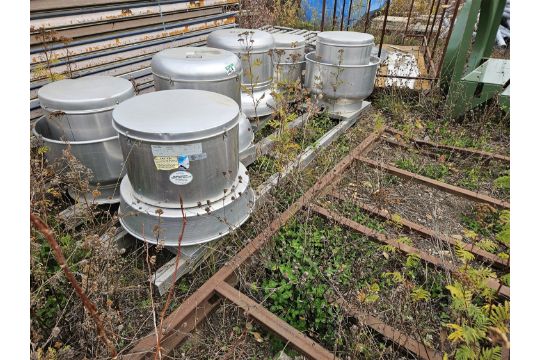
[123, 129, 386, 359]
[329, 191, 508, 268]
[355, 156, 510, 209]
[365, 0, 462, 86]
[337, 298, 443, 360]
[310, 205, 510, 298]
[124, 126, 510, 359]
[385, 127, 510, 162]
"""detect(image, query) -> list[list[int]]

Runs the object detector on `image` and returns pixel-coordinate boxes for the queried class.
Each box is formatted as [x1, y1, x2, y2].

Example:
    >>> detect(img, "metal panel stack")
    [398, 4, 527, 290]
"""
[30, 0, 239, 121]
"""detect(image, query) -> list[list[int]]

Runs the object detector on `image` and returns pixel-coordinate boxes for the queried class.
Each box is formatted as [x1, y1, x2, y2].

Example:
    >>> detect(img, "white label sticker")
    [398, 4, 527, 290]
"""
[151, 143, 203, 157]
[169, 170, 193, 185]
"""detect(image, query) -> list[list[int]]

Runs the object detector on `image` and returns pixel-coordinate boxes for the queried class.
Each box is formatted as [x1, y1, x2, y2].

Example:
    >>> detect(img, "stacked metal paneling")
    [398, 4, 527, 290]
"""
[30, 0, 239, 121]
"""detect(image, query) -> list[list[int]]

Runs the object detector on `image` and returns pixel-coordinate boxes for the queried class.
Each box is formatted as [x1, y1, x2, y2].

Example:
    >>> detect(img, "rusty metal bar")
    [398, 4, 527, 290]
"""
[355, 156, 510, 209]
[436, 0, 462, 81]
[332, 0, 339, 30]
[336, 299, 443, 360]
[310, 205, 510, 298]
[378, 0, 390, 58]
[124, 129, 385, 359]
[424, 40, 438, 76]
[404, 0, 416, 36]
[215, 282, 336, 360]
[321, 0, 328, 31]
[427, 0, 442, 46]
[431, 0, 450, 60]
[385, 127, 510, 162]
[329, 191, 508, 268]
[423, 0, 436, 46]
[346, 0, 353, 30]
[340, 0, 347, 31]
[377, 74, 438, 81]
[364, 0, 372, 32]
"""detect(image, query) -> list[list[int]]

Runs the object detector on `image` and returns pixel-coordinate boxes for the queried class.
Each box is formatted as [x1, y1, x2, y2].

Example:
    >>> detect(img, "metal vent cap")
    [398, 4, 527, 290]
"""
[151, 47, 242, 81]
[207, 28, 274, 53]
[38, 75, 134, 112]
[112, 89, 239, 142]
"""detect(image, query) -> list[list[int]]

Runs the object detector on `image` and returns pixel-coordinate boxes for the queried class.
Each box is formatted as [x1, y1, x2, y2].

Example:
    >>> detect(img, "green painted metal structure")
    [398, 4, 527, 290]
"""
[440, 0, 509, 117]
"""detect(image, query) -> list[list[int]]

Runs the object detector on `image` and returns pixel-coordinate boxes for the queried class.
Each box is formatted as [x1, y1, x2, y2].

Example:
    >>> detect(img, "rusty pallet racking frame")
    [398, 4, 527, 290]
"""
[124, 127, 510, 359]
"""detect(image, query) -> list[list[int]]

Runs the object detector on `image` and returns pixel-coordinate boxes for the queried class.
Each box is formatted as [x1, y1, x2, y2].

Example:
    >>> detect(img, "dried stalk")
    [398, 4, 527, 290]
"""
[30, 213, 118, 358]
[153, 197, 187, 359]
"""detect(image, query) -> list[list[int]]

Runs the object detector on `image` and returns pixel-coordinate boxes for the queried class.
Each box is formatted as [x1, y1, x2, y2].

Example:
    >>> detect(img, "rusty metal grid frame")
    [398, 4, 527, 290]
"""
[123, 127, 510, 359]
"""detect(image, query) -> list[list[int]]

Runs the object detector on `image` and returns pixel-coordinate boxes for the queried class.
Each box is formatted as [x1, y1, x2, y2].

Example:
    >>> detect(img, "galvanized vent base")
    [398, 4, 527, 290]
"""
[118, 163, 254, 247]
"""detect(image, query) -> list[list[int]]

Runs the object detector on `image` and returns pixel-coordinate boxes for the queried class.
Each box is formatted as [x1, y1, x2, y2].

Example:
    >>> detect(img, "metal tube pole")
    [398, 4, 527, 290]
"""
[364, 0, 371, 32]
[404, 0, 416, 36]
[346, 0, 354, 30]
[423, 0, 436, 46]
[332, 0, 338, 30]
[378, 0, 390, 58]
[436, 0, 462, 80]
[430, 0, 450, 62]
[321, 0, 327, 31]
[427, 0, 442, 46]
[340, 0, 347, 30]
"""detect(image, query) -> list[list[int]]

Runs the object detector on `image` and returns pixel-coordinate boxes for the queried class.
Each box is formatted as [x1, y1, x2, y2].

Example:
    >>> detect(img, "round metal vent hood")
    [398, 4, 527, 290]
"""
[207, 29, 276, 118]
[272, 33, 306, 87]
[112, 89, 241, 209]
[316, 31, 375, 66]
[151, 46, 253, 157]
[38, 75, 134, 141]
[33, 117, 125, 204]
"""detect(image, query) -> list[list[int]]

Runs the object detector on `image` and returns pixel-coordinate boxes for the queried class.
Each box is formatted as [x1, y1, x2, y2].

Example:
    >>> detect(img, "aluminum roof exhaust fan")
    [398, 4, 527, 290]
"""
[151, 47, 254, 161]
[33, 75, 134, 204]
[113, 89, 254, 247]
[207, 28, 276, 124]
[272, 33, 306, 88]
[305, 31, 380, 115]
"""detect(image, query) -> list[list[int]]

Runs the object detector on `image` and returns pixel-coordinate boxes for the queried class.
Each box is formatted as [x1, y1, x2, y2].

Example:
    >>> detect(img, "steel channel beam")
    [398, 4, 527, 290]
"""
[310, 205, 510, 298]
[30, 6, 226, 45]
[30, 0, 136, 12]
[336, 299, 443, 360]
[124, 129, 385, 358]
[31, 13, 236, 62]
[215, 282, 336, 360]
[329, 191, 508, 268]
[30, 0, 235, 30]
[355, 156, 510, 209]
[384, 127, 510, 162]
